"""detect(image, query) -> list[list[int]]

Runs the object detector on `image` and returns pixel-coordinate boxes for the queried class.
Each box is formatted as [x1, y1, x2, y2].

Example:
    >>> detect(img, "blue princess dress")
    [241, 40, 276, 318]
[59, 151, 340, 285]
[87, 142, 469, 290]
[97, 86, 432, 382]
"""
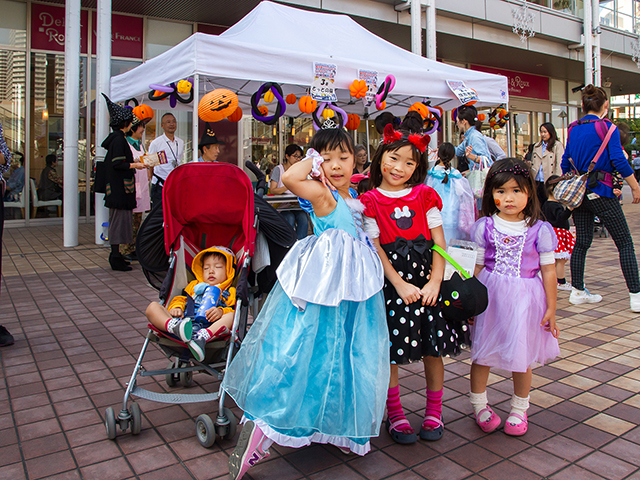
[426, 165, 476, 244]
[222, 193, 389, 455]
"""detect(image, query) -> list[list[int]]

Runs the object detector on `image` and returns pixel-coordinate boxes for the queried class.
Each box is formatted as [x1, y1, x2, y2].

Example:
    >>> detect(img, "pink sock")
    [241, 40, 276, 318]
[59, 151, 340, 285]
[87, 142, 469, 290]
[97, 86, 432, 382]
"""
[387, 385, 413, 433]
[423, 388, 443, 430]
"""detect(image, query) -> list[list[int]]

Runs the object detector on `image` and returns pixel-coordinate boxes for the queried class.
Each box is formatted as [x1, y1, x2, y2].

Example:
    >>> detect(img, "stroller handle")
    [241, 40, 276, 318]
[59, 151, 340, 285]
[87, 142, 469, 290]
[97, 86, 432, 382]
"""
[245, 161, 267, 197]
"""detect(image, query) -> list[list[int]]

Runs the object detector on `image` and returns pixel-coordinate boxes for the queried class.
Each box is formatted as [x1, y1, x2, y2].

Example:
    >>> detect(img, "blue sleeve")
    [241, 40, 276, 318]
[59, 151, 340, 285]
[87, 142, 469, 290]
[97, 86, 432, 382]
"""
[561, 142, 572, 174]
[455, 141, 465, 157]
[608, 129, 634, 178]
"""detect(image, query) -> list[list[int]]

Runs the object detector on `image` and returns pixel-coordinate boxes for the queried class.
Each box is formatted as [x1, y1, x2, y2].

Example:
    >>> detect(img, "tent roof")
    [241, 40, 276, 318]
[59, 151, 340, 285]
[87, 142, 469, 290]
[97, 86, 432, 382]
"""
[110, 1, 508, 113]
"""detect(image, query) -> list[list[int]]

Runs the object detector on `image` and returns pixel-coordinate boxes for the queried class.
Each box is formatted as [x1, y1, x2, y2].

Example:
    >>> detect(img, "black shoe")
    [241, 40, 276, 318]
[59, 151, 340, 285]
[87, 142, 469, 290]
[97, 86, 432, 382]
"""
[123, 252, 137, 262]
[0, 325, 14, 347]
[109, 254, 133, 272]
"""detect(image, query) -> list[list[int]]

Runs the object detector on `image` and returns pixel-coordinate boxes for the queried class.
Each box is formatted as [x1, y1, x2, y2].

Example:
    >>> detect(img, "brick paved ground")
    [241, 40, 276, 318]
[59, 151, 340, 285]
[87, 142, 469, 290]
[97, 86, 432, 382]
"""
[1, 204, 640, 480]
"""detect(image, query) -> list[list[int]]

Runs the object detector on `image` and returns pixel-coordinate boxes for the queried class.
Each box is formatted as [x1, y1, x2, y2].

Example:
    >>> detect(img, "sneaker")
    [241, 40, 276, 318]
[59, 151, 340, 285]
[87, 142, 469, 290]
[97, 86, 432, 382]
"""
[557, 282, 572, 291]
[188, 329, 210, 362]
[630, 292, 640, 313]
[228, 420, 269, 480]
[166, 317, 193, 343]
[0, 325, 14, 347]
[569, 287, 602, 305]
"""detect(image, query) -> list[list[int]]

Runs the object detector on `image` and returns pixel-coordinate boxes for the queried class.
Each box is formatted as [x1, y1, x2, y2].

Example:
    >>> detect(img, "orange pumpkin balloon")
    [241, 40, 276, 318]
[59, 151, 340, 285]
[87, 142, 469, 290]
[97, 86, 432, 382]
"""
[345, 114, 361, 131]
[227, 107, 243, 122]
[199, 89, 239, 122]
[409, 102, 429, 119]
[298, 96, 317, 114]
[258, 105, 268, 116]
[133, 104, 154, 121]
[377, 100, 386, 111]
[286, 94, 297, 105]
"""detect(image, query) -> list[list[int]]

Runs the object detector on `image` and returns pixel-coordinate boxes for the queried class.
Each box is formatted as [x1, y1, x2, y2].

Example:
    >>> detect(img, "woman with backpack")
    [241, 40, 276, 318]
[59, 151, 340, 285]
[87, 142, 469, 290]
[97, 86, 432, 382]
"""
[561, 85, 640, 311]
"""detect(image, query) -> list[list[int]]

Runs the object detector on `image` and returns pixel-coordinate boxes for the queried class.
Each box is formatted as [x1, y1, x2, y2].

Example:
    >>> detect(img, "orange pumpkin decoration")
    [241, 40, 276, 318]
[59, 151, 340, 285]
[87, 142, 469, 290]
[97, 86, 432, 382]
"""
[199, 89, 239, 122]
[498, 109, 507, 119]
[153, 90, 164, 98]
[298, 95, 317, 114]
[477, 113, 486, 122]
[176, 79, 192, 94]
[349, 79, 368, 99]
[345, 114, 361, 131]
[286, 93, 297, 105]
[377, 100, 386, 111]
[264, 91, 275, 103]
[133, 104, 154, 122]
[227, 107, 243, 122]
[322, 109, 335, 119]
[409, 102, 429, 119]
[258, 105, 268, 116]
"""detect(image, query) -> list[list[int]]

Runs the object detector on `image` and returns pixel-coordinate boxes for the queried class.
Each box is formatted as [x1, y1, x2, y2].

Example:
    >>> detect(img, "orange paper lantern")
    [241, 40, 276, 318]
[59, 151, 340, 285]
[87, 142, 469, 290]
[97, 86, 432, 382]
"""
[227, 106, 243, 122]
[298, 96, 317, 114]
[199, 89, 239, 122]
[286, 93, 297, 105]
[345, 114, 361, 131]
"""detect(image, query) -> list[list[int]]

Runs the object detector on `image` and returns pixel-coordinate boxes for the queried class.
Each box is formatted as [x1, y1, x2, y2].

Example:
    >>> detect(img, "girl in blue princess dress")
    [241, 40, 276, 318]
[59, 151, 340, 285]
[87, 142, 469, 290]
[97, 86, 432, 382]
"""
[426, 142, 475, 244]
[223, 128, 389, 480]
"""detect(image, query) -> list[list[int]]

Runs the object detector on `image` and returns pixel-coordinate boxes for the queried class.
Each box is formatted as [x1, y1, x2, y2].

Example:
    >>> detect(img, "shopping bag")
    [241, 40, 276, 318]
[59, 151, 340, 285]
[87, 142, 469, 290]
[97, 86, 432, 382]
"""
[467, 157, 490, 199]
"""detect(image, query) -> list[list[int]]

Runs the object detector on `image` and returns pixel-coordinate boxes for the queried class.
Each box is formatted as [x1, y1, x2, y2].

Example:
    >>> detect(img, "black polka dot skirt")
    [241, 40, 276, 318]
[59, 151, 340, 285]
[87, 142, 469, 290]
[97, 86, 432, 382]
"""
[382, 237, 470, 364]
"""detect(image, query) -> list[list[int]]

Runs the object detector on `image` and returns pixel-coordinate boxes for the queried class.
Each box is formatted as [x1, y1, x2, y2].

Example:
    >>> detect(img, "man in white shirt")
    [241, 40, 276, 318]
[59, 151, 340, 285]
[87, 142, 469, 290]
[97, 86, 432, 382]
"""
[148, 113, 184, 207]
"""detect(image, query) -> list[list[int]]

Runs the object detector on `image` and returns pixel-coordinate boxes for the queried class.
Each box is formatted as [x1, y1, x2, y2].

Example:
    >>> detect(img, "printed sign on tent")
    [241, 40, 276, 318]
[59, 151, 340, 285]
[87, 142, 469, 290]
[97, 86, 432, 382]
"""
[311, 63, 337, 102]
[358, 69, 378, 108]
[446, 80, 479, 105]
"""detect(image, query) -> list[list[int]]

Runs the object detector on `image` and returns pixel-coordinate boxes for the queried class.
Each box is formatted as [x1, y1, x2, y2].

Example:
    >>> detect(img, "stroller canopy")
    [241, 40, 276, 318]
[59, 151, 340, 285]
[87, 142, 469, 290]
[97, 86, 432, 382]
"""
[163, 163, 255, 258]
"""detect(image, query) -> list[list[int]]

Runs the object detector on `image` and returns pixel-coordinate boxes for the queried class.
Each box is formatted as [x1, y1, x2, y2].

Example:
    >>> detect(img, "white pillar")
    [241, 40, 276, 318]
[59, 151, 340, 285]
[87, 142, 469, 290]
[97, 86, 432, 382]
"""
[95, 0, 111, 245]
[410, 0, 422, 55]
[63, 0, 80, 247]
[592, 0, 601, 87]
[425, 0, 437, 61]
[192, 74, 199, 163]
[584, 0, 593, 86]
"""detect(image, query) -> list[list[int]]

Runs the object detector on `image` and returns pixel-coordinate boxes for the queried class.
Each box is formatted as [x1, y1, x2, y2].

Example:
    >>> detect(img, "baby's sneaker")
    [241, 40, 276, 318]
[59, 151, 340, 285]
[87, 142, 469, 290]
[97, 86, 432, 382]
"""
[166, 317, 193, 343]
[228, 420, 270, 480]
[569, 287, 602, 305]
[557, 282, 572, 292]
[188, 329, 210, 362]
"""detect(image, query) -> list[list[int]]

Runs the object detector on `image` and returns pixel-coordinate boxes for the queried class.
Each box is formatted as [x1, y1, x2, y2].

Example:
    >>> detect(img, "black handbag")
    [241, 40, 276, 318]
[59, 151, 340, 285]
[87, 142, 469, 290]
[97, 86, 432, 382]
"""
[432, 245, 488, 323]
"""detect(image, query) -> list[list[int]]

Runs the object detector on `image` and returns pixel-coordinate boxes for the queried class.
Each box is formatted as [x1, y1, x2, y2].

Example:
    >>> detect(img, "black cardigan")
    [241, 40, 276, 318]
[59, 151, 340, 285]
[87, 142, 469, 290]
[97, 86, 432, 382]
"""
[542, 200, 572, 230]
[102, 130, 136, 210]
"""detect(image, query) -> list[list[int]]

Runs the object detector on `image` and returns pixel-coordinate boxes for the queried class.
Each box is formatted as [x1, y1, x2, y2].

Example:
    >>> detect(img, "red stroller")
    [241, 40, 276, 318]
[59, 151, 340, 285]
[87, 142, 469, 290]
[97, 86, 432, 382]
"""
[105, 162, 256, 448]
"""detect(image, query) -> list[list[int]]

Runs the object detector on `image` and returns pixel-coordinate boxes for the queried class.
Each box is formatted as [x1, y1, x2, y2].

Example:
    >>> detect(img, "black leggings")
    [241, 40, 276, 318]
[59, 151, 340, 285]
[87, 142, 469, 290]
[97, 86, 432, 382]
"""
[571, 194, 640, 293]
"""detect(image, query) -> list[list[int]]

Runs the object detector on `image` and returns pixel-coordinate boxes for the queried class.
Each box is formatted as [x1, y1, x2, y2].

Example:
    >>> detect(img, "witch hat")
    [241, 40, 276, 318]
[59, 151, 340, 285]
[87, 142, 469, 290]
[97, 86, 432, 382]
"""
[102, 93, 133, 127]
[199, 123, 226, 150]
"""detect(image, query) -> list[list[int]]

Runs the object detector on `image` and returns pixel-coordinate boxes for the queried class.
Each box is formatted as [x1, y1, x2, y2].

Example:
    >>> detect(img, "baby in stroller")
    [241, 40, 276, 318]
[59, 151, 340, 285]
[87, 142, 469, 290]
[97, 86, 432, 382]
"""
[146, 246, 236, 361]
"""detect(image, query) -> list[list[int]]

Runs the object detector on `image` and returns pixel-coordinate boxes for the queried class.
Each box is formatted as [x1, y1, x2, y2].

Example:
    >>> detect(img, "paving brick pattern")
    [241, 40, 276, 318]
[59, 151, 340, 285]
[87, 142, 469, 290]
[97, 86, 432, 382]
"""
[1, 204, 640, 479]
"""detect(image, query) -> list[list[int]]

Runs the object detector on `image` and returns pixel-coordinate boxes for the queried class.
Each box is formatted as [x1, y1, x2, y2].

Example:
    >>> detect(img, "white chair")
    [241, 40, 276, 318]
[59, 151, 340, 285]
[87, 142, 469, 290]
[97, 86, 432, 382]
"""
[4, 189, 25, 218]
[30, 178, 62, 217]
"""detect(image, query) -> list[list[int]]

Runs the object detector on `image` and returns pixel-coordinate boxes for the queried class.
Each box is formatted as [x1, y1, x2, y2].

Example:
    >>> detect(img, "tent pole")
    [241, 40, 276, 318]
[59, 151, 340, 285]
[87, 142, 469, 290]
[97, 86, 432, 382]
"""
[192, 74, 199, 163]
[366, 119, 370, 158]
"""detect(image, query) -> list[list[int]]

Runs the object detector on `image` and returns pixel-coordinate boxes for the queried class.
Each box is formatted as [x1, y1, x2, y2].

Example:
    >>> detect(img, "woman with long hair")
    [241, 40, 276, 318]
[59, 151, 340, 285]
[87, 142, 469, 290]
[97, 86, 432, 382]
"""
[530, 122, 564, 205]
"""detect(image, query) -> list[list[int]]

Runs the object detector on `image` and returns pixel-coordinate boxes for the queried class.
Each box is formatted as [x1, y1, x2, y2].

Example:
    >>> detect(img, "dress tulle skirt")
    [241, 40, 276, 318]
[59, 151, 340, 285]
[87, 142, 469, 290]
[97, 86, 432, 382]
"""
[471, 270, 560, 373]
[222, 282, 389, 455]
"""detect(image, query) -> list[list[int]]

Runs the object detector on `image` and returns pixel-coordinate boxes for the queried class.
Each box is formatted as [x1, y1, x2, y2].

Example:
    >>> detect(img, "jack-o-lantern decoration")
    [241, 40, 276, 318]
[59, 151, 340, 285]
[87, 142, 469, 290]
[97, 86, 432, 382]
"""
[133, 104, 154, 122]
[299, 96, 317, 114]
[227, 106, 243, 122]
[199, 89, 239, 122]
[258, 105, 268, 116]
[409, 102, 429, 119]
[176, 79, 192, 94]
[286, 93, 297, 105]
[345, 113, 361, 131]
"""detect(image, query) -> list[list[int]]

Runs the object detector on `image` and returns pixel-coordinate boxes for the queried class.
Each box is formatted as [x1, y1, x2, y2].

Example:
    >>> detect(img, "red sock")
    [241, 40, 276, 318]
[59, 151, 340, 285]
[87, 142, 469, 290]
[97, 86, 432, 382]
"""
[423, 388, 443, 430]
[387, 385, 413, 433]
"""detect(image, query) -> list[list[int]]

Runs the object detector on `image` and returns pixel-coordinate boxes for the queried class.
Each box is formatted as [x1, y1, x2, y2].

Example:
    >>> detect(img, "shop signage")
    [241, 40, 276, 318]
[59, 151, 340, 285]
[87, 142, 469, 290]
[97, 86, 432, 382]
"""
[31, 3, 89, 53]
[30, 4, 143, 58]
[471, 65, 549, 101]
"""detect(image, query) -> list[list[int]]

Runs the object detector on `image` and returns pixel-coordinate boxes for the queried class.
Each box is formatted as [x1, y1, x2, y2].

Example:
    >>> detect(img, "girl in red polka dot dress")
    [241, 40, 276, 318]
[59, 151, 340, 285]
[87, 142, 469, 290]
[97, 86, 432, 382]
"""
[542, 175, 575, 291]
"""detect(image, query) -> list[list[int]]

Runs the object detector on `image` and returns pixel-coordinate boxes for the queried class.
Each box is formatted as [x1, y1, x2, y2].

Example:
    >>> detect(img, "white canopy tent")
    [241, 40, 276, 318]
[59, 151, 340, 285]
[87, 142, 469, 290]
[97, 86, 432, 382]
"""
[110, 1, 509, 159]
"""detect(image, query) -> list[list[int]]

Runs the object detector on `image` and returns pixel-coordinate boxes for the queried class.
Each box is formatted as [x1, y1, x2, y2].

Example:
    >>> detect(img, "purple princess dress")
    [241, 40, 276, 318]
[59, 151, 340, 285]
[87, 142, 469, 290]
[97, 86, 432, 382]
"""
[470, 216, 560, 373]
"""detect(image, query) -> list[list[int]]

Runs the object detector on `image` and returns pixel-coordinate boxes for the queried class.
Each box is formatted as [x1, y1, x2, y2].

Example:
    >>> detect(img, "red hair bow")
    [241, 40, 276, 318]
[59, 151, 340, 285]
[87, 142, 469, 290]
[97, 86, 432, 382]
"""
[408, 133, 430, 153]
[383, 124, 403, 144]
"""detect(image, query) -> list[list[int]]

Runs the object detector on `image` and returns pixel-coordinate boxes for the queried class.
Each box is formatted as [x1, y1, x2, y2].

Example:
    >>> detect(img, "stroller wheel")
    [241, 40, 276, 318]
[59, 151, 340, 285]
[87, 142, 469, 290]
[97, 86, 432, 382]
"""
[105, 407, 117, 440]
[195, 414, 216, 448]
[179, 365, 193, 388]
[165, 360, 179, 387]
[221, 407, 238, 440]
[129, 402, 142, 435]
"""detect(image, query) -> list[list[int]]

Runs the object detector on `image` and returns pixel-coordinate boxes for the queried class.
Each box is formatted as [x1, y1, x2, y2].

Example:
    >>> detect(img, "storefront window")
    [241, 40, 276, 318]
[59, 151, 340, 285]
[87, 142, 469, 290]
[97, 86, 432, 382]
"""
[512, 111, 532, 159]
[146, 19, 192, 59]
[242, 116, 278, 177]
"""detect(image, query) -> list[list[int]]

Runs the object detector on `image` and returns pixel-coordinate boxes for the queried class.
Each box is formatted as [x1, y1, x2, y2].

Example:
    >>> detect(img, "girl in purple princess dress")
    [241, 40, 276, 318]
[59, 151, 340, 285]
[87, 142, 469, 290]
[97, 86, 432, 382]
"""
[468, 158, 560, 437]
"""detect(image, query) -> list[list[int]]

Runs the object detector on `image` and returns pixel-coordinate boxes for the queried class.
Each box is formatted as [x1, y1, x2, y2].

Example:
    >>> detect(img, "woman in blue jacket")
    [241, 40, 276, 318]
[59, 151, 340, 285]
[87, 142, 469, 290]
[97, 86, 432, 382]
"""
[561, 85, 640, 311]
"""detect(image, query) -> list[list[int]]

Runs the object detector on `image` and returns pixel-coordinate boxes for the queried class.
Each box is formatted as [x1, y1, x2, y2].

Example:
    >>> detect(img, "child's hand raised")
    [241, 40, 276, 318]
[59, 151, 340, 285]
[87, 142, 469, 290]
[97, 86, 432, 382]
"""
[420, 281, 440, 306]
[541, 309, 559, 338]
[169, 307, 184, 318]
[205, 307, 223, 322]
[395, 280, 422, 305]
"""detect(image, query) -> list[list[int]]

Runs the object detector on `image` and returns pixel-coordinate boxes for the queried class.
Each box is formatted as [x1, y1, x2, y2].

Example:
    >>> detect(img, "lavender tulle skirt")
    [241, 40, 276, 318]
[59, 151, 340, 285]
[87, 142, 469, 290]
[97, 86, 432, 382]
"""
[471, 269, 560, 373]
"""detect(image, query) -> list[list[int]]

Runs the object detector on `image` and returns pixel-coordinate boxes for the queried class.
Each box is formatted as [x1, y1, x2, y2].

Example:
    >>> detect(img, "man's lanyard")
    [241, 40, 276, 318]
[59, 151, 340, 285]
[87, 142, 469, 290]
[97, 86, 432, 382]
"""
[165, 139, 179, 167]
